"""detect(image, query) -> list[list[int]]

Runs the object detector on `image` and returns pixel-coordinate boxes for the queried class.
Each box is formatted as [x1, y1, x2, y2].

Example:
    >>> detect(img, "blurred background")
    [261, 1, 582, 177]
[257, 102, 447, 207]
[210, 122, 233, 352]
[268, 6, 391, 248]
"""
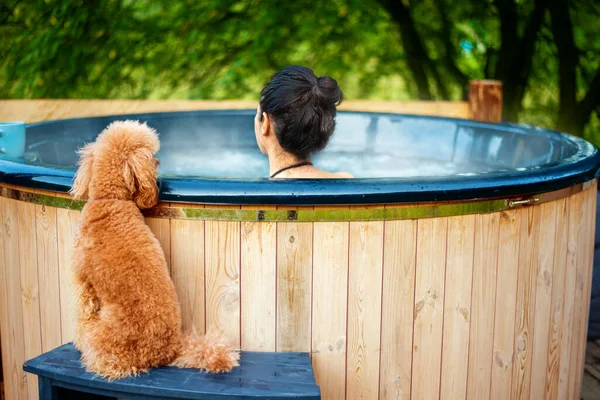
[0, 0, 599, 144]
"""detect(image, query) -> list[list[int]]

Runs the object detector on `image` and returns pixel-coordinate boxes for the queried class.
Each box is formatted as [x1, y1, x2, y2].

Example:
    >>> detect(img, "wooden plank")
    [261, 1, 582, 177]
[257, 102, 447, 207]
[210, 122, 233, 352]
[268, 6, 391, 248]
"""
[490, 210, 520, 399]
[411, 218, 448, 399]
[379, 219, 417, 400]
[205, 205, 241, 347]
[56, 209, 80, 343]
[170, 217, 205, 334]
[545, 199, 569, 399]
[145, 218, 172, 275]
[0, 199, 9, 400]
[312, 214, 349, 400]
[511, 205, 541, 398]
[467, 213, 500, 400]
[439, 215, 475, 400]
[276, 206, 312, 353]
[346, 217, 384, 400]
[440, 215, 475, 399]
[1, 198, 29, 399]
[574, 184, 598, 399]
[558, 191, 584, 399]
[241, 205, 276, 352]
[35, 202, 63, 352]
[0, 99, 470, 123]
[529, 201, 558, 399]
[16, 201, 41, 400]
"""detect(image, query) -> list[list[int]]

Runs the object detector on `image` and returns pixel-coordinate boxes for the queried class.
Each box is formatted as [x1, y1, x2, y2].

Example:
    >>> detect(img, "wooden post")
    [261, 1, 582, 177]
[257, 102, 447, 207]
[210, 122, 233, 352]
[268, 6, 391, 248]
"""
[469, 80, 503, 123]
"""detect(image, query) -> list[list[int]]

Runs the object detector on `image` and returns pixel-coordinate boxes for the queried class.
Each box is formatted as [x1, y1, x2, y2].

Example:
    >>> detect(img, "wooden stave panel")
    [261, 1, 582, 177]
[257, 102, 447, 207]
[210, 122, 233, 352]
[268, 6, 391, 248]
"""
[56, 208, 80, 343]
[467, 213, 500, 399]
[15, 201, 40, 400]
[440, 215, 475, 400]
[490, 209, 521, 399]
[204, 205, 241, 347]
[545, 198, 569, 399]
[311, 209, 350, 400]
[411, 218, 448, 399]
[346, 215, 384, 400]
[240, 205, 277, 352]
[0, 198, 29, 399]
[35, 201, 62, 353]
[170, 216, 206, 334]
[379, 219, 417, 400]
[529, 201, 559, 399]
[276, 206, 313, 353]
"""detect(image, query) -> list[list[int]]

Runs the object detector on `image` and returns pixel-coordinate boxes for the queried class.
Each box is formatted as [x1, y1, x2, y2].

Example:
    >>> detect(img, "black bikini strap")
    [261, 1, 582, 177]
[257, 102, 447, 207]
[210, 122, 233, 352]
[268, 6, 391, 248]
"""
[270, 161, 313, 178]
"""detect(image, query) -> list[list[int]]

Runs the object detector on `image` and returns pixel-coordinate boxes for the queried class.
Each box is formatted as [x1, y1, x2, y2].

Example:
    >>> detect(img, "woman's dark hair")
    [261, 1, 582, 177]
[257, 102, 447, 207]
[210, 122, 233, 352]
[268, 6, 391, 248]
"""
[259, 65, 343, 160]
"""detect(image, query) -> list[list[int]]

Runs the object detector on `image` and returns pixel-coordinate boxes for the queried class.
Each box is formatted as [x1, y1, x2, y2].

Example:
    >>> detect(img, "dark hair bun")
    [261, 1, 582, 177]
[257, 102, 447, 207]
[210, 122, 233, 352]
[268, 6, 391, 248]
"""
[315, 76, 343, 107]
[259, 66, 344, 160]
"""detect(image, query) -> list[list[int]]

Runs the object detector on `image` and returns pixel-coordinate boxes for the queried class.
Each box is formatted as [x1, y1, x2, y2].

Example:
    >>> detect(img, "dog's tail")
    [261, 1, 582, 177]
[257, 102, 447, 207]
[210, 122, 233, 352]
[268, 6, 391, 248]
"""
[171, 327, 240, 373]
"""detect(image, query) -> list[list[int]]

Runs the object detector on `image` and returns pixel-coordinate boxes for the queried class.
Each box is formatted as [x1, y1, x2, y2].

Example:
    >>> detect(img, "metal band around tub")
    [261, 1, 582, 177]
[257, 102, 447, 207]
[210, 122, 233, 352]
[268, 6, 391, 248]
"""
[0, 180, 595, 222]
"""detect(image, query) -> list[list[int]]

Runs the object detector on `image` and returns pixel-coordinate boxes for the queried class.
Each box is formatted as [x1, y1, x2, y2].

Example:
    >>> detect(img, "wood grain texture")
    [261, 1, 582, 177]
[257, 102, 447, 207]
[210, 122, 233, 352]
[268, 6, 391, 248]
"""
[467, 213, 500, 400]
[411, 218, 448, 399]
[15, 201, 40, 400]
[573, 185, 598, 399]
[35, 203, 62, 352]
[312, 217, 349, 400]
[241, 205, 277, 352]
[56, 209, 80, 343]
[468, 80, 503, 122]
[511, 206, 541, 398]
[205, 205, 241, 347]
[0, 196, 10, 399]
[0, 99, 470, 123]
[440, 215, 475, 400]
[379, 219, 417, 400]
[276, 206, 312, 353]
[1, 198, 29, 399]
[170, 218, 205, 334]
[346, 219, 384, 400]
[490, 210, 521, 399]
[560, 191, 584, 399]
[545, 198, 569, 399]
[529, 201, 558, 399]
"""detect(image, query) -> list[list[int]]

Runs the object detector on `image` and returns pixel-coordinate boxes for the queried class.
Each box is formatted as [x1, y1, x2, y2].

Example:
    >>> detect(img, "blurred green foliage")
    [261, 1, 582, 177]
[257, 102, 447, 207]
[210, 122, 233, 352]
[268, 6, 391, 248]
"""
[1, 0, 599, 144]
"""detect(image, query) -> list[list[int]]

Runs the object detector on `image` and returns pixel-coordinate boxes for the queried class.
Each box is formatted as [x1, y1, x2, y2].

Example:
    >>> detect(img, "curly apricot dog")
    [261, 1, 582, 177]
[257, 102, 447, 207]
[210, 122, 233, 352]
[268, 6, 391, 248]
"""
[70, 120, 239, 380]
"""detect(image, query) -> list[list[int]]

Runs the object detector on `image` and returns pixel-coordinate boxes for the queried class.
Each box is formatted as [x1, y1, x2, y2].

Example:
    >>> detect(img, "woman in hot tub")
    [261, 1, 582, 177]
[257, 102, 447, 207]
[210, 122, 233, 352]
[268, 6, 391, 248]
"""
[254, 65, 353, 179]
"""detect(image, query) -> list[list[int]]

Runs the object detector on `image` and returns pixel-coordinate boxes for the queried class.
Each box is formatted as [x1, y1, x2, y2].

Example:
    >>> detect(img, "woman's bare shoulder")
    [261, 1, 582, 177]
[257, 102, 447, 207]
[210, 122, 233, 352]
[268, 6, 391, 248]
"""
[332, 171, 354, 179]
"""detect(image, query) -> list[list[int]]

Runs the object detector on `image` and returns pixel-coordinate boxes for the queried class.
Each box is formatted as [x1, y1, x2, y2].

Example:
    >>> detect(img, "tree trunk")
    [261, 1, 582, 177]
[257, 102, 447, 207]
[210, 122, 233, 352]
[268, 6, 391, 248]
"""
[376, 0, 435, 100]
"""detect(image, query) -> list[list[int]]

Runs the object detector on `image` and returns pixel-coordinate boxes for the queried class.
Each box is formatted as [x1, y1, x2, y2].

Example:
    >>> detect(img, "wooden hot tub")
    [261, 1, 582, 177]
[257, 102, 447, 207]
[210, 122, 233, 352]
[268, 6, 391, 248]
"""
[1, 92, 599, 400]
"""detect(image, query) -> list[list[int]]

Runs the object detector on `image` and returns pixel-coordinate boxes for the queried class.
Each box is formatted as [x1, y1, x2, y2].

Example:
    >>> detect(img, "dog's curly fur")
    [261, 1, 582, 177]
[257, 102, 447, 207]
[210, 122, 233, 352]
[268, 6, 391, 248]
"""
[70, 120, 239, 380]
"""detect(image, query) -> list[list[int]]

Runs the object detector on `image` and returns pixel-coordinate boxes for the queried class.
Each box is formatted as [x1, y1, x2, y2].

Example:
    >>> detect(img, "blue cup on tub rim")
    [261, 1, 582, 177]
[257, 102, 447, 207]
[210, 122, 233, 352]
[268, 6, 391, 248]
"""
[0, 121, 26, 159]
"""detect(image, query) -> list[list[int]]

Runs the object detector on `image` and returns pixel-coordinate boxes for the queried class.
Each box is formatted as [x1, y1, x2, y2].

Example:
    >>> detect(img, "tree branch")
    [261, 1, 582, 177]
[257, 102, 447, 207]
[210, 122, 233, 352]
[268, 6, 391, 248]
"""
[579, 65, 600, 127]
[433, 0, 467, 88]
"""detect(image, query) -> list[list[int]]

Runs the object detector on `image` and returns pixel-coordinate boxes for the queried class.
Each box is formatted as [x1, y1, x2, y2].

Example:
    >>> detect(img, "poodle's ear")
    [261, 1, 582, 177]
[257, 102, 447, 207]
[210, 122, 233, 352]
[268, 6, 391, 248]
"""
[123, 147, 159, 209]
[70, 142, 95, 200]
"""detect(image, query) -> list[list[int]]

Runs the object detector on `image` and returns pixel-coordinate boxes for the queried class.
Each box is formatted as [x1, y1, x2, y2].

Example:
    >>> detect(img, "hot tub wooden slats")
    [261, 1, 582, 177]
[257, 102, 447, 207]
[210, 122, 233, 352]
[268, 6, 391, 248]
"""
[1, 183, 598, 400]
[241, 211, 277, 352]
[276, 206, 313, 353]
[530, 201, 559, 399]
[205, 205, 241, 348]
[412, 217, 448, 399]
[490, 209, 520, 399]
[56, 208, 78, 342]
[312, 216, 349, 400]
[15, 200, 39, 400]
[545, 198, 569, 398]
[347, 219, 384, 399]
[1, 198, 30, 400]
[440, 215, 475, 400]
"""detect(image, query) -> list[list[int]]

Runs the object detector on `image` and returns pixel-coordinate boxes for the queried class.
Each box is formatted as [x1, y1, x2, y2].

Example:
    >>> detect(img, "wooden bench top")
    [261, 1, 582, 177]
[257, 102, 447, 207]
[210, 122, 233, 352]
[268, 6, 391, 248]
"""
[23, 344, 320, 399]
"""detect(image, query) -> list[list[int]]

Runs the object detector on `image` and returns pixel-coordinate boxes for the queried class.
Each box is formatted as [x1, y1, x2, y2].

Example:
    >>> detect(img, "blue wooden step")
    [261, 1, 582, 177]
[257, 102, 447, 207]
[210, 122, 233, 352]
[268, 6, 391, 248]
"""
[23, 343, 320, 399]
